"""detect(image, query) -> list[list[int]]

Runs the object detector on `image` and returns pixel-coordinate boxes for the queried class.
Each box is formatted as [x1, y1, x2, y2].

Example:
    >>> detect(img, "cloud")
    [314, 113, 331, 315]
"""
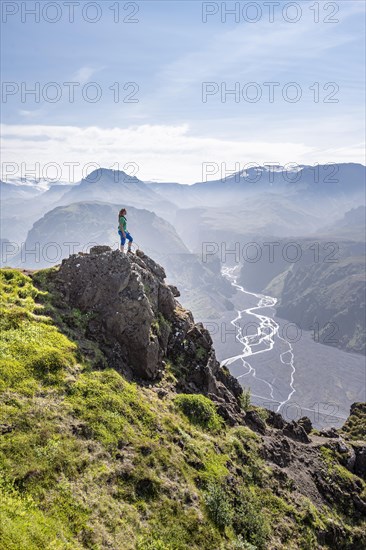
[71, 66, 102, 84]
[18, 109, 44, 119]
[155, 4, 359, 98]
[1, 123, 364, 184]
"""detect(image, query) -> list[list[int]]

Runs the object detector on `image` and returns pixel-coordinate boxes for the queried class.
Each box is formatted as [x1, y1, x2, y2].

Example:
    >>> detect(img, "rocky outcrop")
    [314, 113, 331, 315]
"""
[52, 246, 244, 421]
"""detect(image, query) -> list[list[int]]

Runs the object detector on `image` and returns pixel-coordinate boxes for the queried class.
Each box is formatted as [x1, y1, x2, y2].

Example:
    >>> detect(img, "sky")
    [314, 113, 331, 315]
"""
[1, 0, 365, 183]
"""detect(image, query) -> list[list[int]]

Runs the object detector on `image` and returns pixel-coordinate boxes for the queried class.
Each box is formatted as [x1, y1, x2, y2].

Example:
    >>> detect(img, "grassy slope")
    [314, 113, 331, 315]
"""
[0, 268, 365, 549]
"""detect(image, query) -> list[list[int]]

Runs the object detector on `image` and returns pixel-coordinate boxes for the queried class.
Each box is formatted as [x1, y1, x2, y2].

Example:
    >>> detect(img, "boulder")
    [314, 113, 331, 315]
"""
[266, 410, 286, 430]
[298, 416, 313, 434]
[282, 421, 310, 443]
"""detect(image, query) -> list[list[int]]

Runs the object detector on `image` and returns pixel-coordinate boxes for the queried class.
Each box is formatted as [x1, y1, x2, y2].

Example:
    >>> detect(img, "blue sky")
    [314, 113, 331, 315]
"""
[1, 0, 365, 183]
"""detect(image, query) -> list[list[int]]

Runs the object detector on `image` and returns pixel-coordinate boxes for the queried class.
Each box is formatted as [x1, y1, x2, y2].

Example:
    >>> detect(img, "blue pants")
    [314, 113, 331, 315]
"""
[118, 230, 133, 246]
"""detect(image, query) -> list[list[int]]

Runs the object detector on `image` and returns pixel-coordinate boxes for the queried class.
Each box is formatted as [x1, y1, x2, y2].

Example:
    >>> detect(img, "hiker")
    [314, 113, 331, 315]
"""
[118, 208, 133, 254]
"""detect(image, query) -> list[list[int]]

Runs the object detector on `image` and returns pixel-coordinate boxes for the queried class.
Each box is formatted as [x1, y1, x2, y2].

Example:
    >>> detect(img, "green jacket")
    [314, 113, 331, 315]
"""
[119, 215, 127, 232]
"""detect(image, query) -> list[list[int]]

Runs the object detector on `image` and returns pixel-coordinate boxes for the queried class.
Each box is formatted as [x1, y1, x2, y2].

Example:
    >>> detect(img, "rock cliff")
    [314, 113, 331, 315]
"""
[52, 246, 244, 423]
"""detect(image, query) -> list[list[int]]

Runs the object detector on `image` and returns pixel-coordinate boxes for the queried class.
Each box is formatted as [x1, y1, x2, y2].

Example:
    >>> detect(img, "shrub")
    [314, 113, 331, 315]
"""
[253, 407, 268, 422]
[137, 539, 172, 550]
[225, 537, 257, 550]
[239, 388, 251, 412]
[204, 483, 233, 530]
[232, 488, 270, 549]
[175, 394, 223, 432]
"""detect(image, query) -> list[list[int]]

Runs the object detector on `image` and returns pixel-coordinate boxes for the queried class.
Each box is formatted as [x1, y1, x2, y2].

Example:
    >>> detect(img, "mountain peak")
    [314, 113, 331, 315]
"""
[83, 167, 139, 184]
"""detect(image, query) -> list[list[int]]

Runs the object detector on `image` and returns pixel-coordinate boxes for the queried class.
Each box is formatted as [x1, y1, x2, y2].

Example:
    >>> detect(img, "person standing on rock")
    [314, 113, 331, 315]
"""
[118, 208, 133, 254]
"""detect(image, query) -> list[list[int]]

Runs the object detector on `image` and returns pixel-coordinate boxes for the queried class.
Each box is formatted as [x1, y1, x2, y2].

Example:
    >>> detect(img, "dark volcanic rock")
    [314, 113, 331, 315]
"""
[298, 416, 312, 434]
[319, 427, 339, 438]
[262, 436, 292, 467]
[90, 245, 112, 255]
[245, 410, 267, 434]
[282, 421, 310, 443]
[53, 248, 244, 422]
[266, 410, 286, 430]
[352, 445, 366, 480]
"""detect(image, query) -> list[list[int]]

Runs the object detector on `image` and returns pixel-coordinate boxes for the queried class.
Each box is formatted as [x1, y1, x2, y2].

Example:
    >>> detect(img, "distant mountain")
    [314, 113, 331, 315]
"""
[1, 183, 75, 243]
[0, 168, 178, 243]
[19, 201, 187, 268]
[193, 163, 366, 195]
[173, 194, 324, 247]
[233, 229, 365, 355]
[149, 164, 366, 239]
[0, 180, 43, 200]
[2, 164, 364, 245]
[266, 255, 366, 355]
[317, 206, 366, 241]
[148, 163, 366, 207]
[57, 168, 177, 222]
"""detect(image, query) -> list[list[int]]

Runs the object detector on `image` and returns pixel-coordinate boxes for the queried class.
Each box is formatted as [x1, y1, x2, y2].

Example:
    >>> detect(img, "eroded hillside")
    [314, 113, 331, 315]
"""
[0, 249, 365, 549]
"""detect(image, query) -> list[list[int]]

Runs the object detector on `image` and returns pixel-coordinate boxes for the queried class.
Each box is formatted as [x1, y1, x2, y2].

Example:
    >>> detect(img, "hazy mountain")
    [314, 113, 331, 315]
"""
[173, 195, 324, 249]
[3, 163, 364, 246]
[234, 230, 366, 354]
[1, 184, 76, 243]
[57, 168, 177, 222]
[18, 201, 187, 268]
[149, 163, 366, 206]
[0, 180, 43, 200]
[317, 205, 366, 241]
[266, 255, 366, 354]
[192, 162, 366, 196]
[1, 168, 177, 244]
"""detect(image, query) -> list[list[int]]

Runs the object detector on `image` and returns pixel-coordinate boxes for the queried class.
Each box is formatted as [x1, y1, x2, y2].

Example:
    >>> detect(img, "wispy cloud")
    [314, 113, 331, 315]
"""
[71, 66, 102, 84]
[156, 6, 359, 94]
[1, 123, 363, 184]
[18, 109, 44, 119]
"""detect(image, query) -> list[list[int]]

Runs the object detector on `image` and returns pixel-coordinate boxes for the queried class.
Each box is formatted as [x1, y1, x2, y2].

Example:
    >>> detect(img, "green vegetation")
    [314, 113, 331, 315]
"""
[320, 446, 366, 518]
[0, 268, 365, 549]
[341, 403, 366, 440]
[204, 483, 233, 530]
[175, 393, 223, 432]
[239, 387, 251, 412]
[151, 313, 171, 339]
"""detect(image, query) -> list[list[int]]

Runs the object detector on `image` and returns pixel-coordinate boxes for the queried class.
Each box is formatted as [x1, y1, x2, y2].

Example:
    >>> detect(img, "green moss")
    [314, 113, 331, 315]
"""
[0, 474, 82, 550]
[320, 446, 356, 482]
[195, 345, 207, 361]
[341, 403, 366, 440]
[67, 370, 157, 451]
[0, 270, 77, 393]
[151, 313, 171, 339]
